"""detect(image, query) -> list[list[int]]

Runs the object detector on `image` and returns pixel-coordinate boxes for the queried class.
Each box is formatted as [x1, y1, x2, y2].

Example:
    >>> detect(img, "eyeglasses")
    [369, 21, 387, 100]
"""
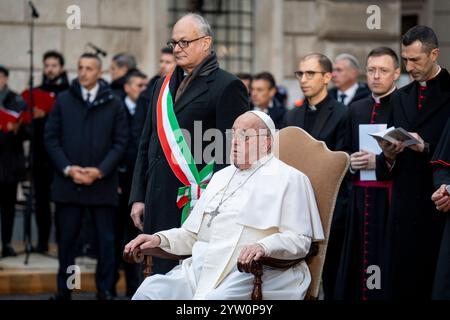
[226, 130, 269, 142]
[167, 36, 208, 50]
[294, 70, 327, 80]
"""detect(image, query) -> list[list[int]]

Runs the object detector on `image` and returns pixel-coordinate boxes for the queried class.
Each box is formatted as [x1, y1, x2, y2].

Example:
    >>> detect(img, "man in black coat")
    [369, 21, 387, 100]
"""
[45, 53, 128, 300]
[282, 53, 348, 299]
[128, 13, 249, 275]
[250, 72, 286, 129]
[330, 53, 370, 106]
[376, 26, 450, 299]
[0, 65, 27, 257]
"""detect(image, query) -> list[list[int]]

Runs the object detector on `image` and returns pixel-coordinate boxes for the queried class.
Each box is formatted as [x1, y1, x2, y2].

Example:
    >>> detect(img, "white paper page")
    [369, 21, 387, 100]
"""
[359, 124, 387, 181]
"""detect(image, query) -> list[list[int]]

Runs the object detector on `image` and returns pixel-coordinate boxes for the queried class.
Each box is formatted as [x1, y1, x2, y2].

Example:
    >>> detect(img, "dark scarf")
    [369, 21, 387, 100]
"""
[40, 71, 70, 94]
[174, 52, 219, 102]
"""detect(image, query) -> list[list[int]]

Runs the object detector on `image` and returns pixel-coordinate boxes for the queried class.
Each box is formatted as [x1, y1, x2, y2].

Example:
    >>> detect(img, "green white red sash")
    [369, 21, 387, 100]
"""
[156, 70, 214, 224]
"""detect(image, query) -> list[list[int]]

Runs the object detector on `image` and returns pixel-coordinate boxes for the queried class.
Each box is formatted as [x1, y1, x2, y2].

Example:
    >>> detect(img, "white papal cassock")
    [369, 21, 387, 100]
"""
[133, 154, 324, 300]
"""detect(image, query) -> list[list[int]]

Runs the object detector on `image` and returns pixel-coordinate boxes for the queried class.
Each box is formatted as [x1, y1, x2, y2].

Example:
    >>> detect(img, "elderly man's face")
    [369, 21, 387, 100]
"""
[109, 60, 128, 81]
[171, 18, 212, 73]
[332, 59, 358, 90]
[230, 113, 271, 170]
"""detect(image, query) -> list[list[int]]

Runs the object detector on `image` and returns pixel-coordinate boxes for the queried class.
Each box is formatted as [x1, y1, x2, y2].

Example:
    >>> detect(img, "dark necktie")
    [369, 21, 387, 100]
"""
[86, 92, 92, 107]
[339, 93, 347, 104]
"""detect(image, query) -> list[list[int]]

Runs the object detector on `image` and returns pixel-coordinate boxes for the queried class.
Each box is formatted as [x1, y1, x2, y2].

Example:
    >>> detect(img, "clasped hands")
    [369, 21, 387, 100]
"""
[68, 165, 102, 185]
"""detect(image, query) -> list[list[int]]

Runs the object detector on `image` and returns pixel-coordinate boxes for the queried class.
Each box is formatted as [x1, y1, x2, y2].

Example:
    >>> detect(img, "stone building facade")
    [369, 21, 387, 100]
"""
[0, 0, 448, 104]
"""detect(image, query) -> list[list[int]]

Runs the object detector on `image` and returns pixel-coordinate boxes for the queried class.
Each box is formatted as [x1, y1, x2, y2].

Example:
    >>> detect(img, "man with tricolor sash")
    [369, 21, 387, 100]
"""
[129, 13, 249, 275]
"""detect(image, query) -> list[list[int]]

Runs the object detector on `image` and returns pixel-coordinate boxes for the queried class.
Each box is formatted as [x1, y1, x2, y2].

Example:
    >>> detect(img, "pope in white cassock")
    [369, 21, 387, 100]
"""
[124, 110, 324, 300]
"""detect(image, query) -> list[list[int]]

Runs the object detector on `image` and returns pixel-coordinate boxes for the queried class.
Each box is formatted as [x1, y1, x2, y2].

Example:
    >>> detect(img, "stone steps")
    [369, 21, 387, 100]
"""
[0, 244, 126, 295]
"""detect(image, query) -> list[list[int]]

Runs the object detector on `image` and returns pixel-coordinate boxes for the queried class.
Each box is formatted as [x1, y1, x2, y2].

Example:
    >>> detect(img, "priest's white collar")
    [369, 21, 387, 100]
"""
[372, 85, 396, 104]
[419, 65, 441, 87]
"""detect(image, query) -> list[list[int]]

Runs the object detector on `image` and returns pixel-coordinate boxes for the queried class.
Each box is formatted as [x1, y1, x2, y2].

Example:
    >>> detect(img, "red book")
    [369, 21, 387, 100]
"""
[0, 108, 21, 133]
[21, 88, 56, 113]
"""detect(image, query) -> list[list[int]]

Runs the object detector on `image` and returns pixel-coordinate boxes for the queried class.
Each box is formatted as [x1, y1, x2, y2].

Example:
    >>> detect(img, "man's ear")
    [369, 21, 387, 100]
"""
[393, 67, 401, 81]
[203, 36, 213, 52]
[269, 87, 277, 98]
[323, 72, 332, 85]
[430, 48, 440, 63]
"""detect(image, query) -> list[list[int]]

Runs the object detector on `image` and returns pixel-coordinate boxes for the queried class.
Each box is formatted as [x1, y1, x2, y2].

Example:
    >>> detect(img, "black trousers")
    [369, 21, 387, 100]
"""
[0, 182, 17, 247]
[115, 170, 140, 297]
[55, 203, 116, 295]
[33, 163, 53, 248]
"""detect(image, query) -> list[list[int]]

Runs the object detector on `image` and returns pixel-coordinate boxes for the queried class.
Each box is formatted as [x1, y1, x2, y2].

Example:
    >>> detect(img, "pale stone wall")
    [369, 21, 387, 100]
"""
[431, 0, 450, 69]
[0, 0, 168, 93]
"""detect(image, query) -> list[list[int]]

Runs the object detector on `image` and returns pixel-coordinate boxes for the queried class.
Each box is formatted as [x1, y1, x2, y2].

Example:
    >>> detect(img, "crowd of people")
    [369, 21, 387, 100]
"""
[0, 12, 449, 300]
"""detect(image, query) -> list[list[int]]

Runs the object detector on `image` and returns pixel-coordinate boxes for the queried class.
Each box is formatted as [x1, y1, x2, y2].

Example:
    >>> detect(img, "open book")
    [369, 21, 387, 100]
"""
[369, 126, 420, 147]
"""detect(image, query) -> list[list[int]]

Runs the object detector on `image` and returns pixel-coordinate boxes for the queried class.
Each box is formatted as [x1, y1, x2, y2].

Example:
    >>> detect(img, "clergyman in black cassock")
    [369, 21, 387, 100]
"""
[336, 91, 395, 300]
[376, 30, 450, 298]
[335, 47, 401, 300]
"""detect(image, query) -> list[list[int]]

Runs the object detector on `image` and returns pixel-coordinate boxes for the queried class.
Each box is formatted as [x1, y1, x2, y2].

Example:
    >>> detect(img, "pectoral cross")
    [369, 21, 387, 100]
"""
[205, 207, 220, 227]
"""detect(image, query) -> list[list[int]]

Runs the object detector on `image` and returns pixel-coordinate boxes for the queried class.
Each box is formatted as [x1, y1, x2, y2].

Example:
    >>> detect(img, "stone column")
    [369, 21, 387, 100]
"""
[254, 0, 284, 82]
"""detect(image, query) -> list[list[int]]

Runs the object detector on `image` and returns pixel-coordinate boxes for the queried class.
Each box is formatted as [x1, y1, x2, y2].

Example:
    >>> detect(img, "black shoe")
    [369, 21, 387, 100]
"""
[49, 292, 72, 301]
[97, 291, 116, 300]
[1, 244, 17, 257]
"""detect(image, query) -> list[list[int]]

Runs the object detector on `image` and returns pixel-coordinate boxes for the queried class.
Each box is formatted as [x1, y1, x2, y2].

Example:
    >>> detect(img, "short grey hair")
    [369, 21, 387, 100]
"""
[112, 53, 137, 70]
[180, 13, 213, 37]
[335, 53, 361, 70]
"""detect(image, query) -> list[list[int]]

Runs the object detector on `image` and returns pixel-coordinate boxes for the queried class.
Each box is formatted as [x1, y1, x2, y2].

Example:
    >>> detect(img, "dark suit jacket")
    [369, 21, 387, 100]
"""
[329, 82, 371, 106]
[282, 95, 348, 151]
[45, 79, 128, 206]
[268, 98, 286, 129]
[129, 66, 249, 235]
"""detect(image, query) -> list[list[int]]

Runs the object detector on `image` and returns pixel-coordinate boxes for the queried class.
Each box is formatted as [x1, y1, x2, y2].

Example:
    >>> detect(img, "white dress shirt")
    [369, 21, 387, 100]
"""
[81, 83, 99, 103]
[337, 82, 359, 106]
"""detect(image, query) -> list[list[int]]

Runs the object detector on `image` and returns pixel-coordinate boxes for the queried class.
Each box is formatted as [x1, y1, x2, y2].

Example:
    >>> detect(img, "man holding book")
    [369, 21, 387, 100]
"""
[336, 47, 400, 300]
[376, 26, 450, 299]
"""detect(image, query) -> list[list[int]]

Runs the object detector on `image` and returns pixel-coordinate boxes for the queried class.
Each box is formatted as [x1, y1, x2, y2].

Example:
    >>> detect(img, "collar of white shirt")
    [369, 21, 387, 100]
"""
[124, 96, 137, 115]
[81, 83, 99, 103]
[337, 82, 359, 104]
[419, 65, 441, 87]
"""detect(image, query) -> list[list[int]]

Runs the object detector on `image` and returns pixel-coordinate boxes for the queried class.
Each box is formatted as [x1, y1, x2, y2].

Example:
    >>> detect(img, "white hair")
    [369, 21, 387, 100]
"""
[179, 13, 213, 38]
[335, 53, 361, 70]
